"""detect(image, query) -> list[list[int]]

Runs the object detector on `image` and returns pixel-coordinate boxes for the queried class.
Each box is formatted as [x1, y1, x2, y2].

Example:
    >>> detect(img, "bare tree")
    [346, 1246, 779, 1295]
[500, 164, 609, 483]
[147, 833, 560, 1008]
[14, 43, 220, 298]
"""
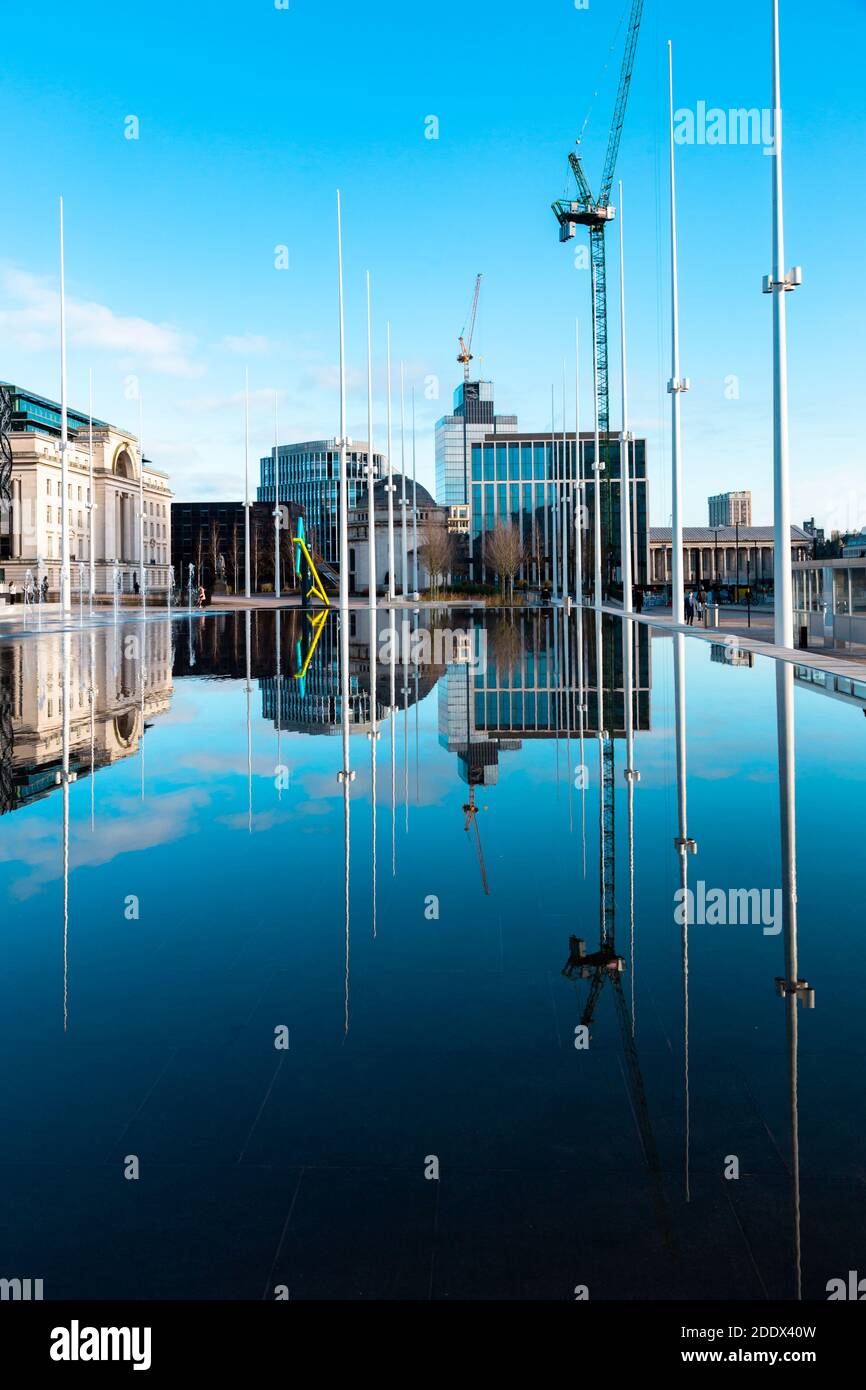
[485, 522, 525, 601]
[229, 520, 240, 594]
[208, 517, 221, 586]
[195, 527, 205, 591]
[419, 521, 453, 599]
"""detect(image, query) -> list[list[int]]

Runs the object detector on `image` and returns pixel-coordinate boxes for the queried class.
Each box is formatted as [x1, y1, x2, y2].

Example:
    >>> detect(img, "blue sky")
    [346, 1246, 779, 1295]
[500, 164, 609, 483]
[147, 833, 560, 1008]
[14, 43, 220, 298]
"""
[1, 0, 864, 529]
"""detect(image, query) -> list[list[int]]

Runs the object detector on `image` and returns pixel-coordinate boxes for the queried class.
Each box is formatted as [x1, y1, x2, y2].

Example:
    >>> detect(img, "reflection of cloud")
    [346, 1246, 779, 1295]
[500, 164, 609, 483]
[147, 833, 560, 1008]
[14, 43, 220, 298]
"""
[2, 787, 213, 899]
[0, 267, 203, 378]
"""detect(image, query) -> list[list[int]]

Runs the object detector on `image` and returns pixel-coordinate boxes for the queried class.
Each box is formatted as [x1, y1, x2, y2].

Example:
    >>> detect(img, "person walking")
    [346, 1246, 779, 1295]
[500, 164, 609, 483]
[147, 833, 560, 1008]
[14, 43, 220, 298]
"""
[685, 591, 694, 626]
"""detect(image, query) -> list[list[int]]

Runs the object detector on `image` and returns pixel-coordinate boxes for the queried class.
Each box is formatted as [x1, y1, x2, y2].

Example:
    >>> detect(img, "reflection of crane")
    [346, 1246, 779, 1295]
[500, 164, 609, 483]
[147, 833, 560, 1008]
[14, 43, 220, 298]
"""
[562, 931, 670, 1240]
[457, 273, 482, 382]
[551, 1, 644, 584]
[463, 785, 490, 896]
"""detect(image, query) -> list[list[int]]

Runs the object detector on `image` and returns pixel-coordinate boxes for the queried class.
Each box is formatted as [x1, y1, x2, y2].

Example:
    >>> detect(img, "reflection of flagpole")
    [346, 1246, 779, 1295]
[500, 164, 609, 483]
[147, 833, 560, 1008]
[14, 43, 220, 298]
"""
[339, 594, 353, 1034]
[245, 609, 252, 833]
[774, 661, 813, 1300]
[275, 610, 282, 800]
[139, 625, 145, 801]
[595, 607, 605, 943]
[673, 632, 696, 1201]
[389, 606, 396, 877]
[623, 615, 639, 1024]
[370, 607, 378, 938]
[89, 627, 96, 833]
[61, 630, 71, 1029]
[400, 364, 408, 599]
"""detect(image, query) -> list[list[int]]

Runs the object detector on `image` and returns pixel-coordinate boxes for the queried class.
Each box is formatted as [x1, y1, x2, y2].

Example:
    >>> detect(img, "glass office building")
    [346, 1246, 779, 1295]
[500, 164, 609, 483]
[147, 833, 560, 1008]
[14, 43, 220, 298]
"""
[435, 381, 518, 507]
[258, 439, 385, 566]
[470, 433, 649, 591]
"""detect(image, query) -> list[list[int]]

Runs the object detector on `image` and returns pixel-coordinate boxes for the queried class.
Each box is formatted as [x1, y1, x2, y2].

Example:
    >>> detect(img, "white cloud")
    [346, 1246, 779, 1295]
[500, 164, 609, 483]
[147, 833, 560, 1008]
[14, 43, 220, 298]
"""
[218, 333, 274, 355]
[0, 266, 203, 379]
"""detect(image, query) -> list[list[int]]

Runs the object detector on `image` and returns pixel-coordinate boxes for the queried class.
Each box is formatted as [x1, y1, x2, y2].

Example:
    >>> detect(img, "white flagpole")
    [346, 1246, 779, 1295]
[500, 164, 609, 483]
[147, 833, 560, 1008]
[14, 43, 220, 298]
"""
[411, 386, 418, 598]
[386, 322, 396, 601]
[138, 393, 145, 613]
[59, 196, 71, 615]
[366, 271, 377, 616]
[766, 0, 800, 647]
[244, 366, 251, 597]
[400, 362, 408, 599]
[337, 191, 349, 618]
[591, 260, 603, 609]
[88, 367, 94, 613]
[273, 390, 280, 599]
[619, 178, 633, 616]
[575, 319, 583, 605]
[667, 41, 689, 624]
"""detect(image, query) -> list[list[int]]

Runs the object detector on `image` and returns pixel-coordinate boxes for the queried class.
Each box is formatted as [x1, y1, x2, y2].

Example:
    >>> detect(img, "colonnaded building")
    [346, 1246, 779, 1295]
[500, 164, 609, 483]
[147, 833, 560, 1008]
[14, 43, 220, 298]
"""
[0, 382, 173, 598]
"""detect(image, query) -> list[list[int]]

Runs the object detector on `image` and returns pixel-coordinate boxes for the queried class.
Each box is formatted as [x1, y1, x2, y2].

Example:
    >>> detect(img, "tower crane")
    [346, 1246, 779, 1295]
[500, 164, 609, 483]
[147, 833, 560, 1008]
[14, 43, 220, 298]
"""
[552, 0, 645, 586]
[457, 273, 483, 383]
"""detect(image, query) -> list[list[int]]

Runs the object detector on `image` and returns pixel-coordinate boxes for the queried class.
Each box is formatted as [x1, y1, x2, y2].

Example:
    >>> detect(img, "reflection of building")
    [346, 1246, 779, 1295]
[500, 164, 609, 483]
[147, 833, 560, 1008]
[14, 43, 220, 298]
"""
[259, 611, 442, 735]
[258, 439, 385, 565]
[649, 525, 812, 589]
[0, 381, 173, 596]
[0, 623, 173, 815]
[709, 491, 752, 527]
[439, 613, 651, 783]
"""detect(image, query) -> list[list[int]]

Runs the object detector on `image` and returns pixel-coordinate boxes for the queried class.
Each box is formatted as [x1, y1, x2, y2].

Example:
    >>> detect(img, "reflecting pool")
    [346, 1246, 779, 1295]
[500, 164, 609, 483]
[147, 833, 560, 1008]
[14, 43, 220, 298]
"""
[0, 607, 864, 1300]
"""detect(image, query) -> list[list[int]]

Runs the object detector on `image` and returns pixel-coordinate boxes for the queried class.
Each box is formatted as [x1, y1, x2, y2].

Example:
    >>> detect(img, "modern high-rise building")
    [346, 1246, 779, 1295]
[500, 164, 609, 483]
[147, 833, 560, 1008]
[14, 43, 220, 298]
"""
[258, 438, 386, 565]
[709, 490, 752, 527]
[435, 381, 518, 508]
[436, 376, 648, 591]
[470, 432, 649, 591]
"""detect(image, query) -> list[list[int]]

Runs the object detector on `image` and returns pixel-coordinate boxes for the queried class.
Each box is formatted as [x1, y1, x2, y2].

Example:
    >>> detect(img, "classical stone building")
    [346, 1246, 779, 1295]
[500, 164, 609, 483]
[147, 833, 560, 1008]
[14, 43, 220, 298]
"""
[0, 383, 173, 598]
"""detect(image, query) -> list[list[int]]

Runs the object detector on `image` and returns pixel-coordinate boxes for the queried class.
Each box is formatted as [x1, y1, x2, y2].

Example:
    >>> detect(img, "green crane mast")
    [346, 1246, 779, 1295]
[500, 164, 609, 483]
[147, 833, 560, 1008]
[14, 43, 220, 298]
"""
[552, 0, 645, 588]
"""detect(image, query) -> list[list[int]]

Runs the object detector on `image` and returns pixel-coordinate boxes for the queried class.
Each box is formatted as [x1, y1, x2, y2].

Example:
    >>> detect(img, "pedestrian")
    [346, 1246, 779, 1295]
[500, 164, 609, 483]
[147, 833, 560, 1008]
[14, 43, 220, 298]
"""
[635, 585, 644, 614]
[197, 584, 206, 609]
[133, 572, 140, 596]
[685, 591, 694, 626]
[694, 592, 704, 625]
[41, 576, 49, 602]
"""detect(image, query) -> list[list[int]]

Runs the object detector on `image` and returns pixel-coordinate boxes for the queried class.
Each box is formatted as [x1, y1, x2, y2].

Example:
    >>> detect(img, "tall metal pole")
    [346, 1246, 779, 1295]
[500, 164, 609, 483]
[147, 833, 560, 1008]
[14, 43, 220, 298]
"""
[243, 366, 251, 597]
[619, 178, 633, 616]
[386, 322, 396, 601]
[575, 319, 583, 606]
[273, 391, 280, 599]
[59, 196, 70, 614]
[336, 193, 349, 619]
[138, 394, 145, 614]
[88, 367, 94, 612]
[400, 362, 408, 599]
[591, 261, 602, 609]
[550, 385, 559, 603]
[366, 272, 377, 615]
[411, 386, 418, 598]
[667, 41, 689, 624]
[766, 0, 799, 647]
[561, 362, 569, 601]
